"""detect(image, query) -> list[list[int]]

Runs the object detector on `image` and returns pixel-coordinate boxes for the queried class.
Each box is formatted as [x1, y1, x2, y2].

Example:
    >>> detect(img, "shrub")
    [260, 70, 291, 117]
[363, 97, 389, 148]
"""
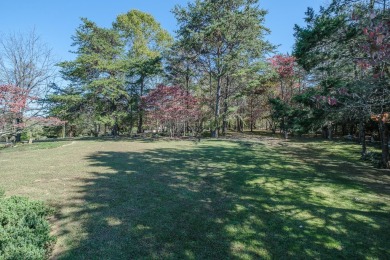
[0, 191, 55, 259]
[201, 131, 212, 138]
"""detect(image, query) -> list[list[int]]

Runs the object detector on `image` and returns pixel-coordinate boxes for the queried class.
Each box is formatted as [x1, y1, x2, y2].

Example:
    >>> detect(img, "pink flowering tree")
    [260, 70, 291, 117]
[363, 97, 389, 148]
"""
[143, 85, 199, 137]
[0, 85, 30, 139]
[0, 84, 65, 143]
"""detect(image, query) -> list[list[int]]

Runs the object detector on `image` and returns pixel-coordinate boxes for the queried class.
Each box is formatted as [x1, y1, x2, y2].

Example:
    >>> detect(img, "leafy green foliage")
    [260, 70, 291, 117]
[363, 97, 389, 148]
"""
[50, 11, 173, 135]
[0, 193, 55, 259]
[114, 10, 172, 59]
[113, 10, 173, 133]
[53, 18, 130, 136]
[173, 0, 272, 137]
[293, 0, 390, 166]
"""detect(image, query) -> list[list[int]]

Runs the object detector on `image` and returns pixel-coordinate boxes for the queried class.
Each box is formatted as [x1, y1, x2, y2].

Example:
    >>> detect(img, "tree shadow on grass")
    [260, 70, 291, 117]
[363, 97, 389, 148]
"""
[56, 141, 390, 259]
[280, 140, 390, 197]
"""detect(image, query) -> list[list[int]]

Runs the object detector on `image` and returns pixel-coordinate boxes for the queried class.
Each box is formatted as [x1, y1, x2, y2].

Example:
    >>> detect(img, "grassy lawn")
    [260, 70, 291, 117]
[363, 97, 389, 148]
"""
[0, 140, 71, 153]
[0, 137, 389, 259]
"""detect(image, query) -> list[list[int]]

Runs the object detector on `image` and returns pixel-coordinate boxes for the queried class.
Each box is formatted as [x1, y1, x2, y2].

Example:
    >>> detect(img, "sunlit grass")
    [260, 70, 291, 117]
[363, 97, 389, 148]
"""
[0, 140, 71, 153]
[0, 137, 388, 259]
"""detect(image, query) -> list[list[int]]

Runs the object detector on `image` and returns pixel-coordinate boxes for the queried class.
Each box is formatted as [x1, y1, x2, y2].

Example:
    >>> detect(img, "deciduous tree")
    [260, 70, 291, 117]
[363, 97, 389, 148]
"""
[0, 30, 56, 141]
[143, 85, 199, 136]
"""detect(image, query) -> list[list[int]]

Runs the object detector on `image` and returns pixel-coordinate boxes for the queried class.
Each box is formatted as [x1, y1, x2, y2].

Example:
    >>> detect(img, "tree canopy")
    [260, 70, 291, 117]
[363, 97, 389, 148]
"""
[36, 0, 390, 168]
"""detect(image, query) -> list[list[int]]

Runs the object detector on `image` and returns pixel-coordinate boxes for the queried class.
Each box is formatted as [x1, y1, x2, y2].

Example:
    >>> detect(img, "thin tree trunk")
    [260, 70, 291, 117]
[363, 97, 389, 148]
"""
[222, 76, 229, 136]
[15, 117, 22, 142]
[328, 122, 333, 140]
[94, 123, 99, 137]
[236, 116, 243, 132]
[250, 97, 254, 132]
[236, 117, 243, 133]
[129, 104, 134, 135]
[185, 66, 190, 136]
[379, 119, 390, 168]
[212, 75, 222, 138]
[112, 122, 119, 136]
[282, 116, 288, 139]
[138, 77, 144, 134]
[280, 80, 284, 101]
[359, 119, 367, 159]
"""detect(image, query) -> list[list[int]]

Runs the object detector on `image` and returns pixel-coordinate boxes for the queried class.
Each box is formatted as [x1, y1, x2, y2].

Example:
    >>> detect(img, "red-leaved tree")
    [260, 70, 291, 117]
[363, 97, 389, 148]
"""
[143, 85, 199, 137]
[268, 54, 302, 138]
[0, 85, 30, 138]
[0, 84, 65, 142]
[269, 54, 299, 102]
[269, 55, 296, 79]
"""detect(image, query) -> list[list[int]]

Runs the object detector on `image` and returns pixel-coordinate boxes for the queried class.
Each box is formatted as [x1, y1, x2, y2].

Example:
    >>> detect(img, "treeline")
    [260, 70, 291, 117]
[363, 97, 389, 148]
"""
[48, 0, 273, 138]
[45, 0, 389, 167]
[291, 0, 390, 167]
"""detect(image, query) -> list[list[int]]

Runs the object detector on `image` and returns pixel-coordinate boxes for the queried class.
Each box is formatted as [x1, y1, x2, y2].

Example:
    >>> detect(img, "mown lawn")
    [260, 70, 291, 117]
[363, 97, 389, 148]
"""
[0, 137, 389, 259]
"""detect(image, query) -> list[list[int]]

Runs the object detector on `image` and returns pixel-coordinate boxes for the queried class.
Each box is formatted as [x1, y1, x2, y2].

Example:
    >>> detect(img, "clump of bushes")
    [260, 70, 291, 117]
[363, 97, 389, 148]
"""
[0, 190, 55, 259]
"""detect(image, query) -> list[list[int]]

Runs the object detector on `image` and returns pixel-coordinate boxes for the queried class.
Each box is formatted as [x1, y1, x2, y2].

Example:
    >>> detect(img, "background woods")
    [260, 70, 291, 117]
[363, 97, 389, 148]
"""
[0, 0, 382, 168]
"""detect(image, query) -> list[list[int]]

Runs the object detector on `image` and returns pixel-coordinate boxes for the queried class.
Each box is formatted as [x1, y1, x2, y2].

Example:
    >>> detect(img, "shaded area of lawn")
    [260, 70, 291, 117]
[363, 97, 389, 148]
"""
[56, 140, 390, 259]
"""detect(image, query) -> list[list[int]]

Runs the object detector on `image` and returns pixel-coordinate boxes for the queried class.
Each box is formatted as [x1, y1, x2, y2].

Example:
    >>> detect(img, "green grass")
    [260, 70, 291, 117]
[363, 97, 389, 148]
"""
[0, 140, 71, 153]
[0, 137, 389, 259]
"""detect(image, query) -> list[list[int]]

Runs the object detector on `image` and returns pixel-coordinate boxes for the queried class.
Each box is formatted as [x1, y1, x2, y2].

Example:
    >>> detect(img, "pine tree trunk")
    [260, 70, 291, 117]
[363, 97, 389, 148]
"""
[212, 75, 222, 138]
[138, 77, 144, 134]
[222, 77, 229, 136]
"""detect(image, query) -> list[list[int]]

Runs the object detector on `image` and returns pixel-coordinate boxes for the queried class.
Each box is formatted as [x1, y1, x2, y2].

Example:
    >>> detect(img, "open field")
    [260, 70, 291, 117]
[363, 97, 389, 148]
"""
[0, 136, 389, 259]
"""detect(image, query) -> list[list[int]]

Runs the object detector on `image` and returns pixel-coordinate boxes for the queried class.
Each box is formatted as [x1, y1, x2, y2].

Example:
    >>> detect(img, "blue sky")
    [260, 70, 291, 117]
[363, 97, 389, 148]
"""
[0, 0, 324, 61]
